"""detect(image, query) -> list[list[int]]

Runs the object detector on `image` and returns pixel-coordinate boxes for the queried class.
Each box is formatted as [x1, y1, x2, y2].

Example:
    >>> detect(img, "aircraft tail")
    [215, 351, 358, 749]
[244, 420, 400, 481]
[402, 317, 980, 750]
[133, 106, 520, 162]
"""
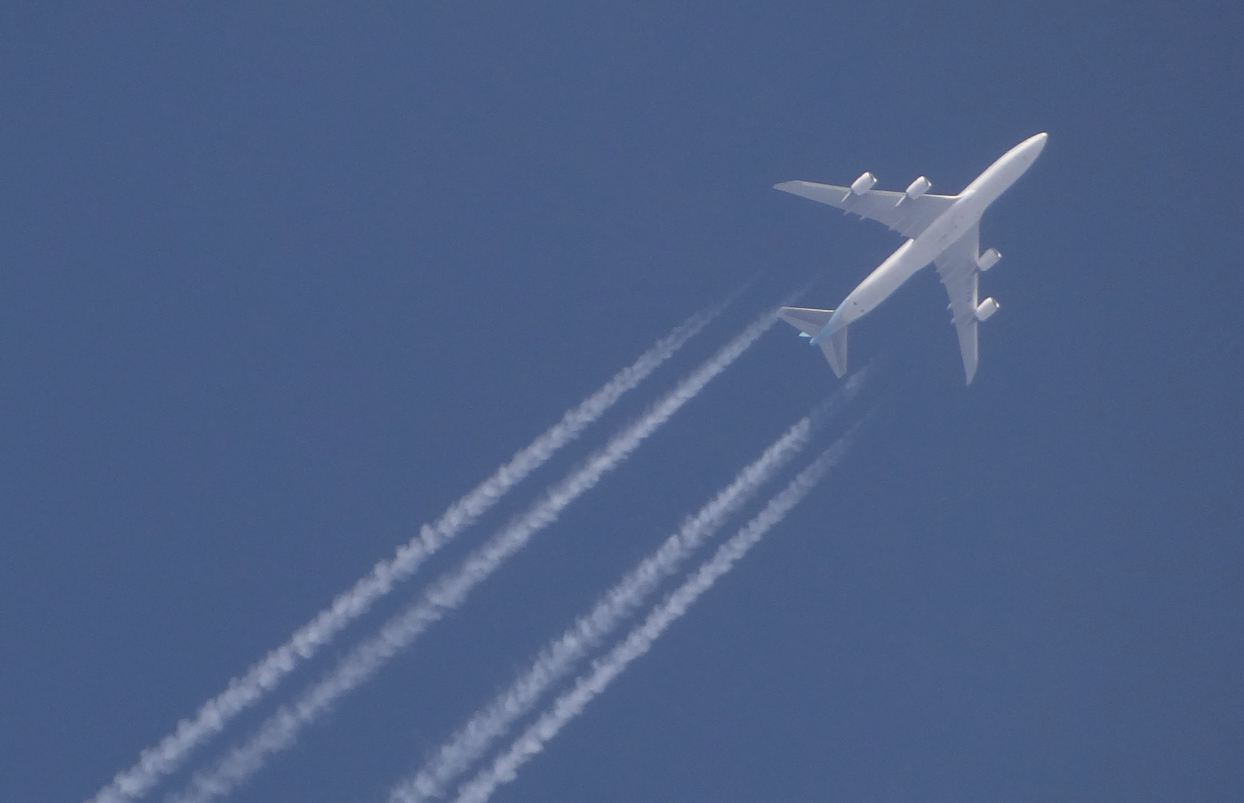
[818, 328, 848, 378]
[777, 306, 849, 378]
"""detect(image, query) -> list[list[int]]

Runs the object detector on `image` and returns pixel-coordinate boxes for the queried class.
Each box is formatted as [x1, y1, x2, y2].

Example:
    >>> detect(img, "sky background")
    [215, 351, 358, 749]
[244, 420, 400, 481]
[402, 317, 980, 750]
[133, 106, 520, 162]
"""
[2, 2, 1242, 802]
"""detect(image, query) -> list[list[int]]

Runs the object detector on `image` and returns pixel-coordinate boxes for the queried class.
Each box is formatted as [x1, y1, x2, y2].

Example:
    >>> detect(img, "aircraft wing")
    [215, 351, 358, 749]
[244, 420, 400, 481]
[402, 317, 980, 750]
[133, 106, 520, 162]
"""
[933, 224, 983, 383]
[774, 180, 958, 239]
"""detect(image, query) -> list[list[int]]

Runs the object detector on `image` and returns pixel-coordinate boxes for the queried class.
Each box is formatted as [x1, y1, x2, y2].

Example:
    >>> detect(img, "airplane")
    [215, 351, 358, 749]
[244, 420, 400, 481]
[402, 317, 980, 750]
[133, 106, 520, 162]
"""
[774, 132, 1048, 383]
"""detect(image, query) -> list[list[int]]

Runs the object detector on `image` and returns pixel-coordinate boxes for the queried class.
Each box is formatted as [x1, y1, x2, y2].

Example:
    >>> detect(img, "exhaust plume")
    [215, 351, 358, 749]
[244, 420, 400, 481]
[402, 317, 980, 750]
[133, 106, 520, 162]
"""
[166, 310, 779, 803]
[87, 310, 715, 803]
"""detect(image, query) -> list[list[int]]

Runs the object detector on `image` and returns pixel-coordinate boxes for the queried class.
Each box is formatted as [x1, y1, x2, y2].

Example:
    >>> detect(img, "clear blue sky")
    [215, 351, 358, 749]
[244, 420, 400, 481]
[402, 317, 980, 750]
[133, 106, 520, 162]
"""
[2, 3, 1241, 802]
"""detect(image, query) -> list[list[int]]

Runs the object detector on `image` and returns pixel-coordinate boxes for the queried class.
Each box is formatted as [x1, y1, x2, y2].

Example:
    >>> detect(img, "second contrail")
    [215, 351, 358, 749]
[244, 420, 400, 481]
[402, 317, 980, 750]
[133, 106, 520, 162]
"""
[450, 426, 863, 803]
[388, 377, 864, 803]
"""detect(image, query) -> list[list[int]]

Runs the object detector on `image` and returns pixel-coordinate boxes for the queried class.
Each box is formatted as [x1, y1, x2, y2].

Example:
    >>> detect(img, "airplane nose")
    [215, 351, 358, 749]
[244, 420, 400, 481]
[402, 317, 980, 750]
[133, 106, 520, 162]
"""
[1028, 132, 1049, 157]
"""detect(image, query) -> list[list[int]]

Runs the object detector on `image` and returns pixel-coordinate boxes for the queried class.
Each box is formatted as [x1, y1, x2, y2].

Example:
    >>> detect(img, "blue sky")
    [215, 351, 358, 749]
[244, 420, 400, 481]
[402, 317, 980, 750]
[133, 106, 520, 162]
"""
[2, 3, 1241, 802]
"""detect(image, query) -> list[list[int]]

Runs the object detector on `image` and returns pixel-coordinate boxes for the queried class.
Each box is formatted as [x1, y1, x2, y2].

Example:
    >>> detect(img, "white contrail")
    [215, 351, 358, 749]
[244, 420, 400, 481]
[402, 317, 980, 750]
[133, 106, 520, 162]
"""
[87, 311, 716, 803]
[167, 310, 779, 803]
[389, 379, 864, 803]
[451, 427, 862, 803]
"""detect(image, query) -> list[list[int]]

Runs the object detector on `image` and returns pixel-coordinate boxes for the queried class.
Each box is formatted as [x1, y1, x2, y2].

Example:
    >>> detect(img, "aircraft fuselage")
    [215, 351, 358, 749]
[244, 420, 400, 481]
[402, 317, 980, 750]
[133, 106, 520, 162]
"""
[810, 133, 1047, 345]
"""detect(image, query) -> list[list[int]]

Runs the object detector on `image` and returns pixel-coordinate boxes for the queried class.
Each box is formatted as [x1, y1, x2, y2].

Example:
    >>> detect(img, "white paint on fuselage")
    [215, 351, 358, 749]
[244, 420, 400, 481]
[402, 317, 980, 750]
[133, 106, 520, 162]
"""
[812, 133, 1047, 344]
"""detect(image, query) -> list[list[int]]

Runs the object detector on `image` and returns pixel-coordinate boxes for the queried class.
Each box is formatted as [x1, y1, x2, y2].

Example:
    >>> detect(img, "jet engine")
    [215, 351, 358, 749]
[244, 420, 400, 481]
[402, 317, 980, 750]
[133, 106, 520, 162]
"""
[904, 176, 931, 199]
[976, 248, 1001, 271]
[850, 172, 877, 195]
[975, 297, 1000, 321]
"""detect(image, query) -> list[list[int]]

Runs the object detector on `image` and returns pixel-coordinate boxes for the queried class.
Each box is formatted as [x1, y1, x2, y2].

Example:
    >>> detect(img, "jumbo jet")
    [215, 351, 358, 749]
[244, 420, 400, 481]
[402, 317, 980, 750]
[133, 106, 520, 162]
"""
[775, 132, 1047, 383]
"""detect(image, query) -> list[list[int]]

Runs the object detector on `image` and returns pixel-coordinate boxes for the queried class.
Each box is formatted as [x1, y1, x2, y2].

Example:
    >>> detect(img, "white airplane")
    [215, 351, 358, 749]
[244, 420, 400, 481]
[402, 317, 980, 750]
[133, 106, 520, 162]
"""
[775, 132, 1048, 383]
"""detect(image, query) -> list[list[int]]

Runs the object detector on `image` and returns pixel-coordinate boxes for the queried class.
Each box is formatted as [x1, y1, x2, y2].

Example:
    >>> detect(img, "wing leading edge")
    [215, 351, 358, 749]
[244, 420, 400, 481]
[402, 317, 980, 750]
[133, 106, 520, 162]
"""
[774, 180, 958, 239]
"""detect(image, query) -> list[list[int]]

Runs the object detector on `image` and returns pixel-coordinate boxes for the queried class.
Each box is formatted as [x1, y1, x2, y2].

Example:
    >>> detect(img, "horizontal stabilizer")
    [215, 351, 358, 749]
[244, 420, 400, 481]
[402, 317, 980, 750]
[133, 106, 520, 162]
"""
[819, 327, 848, 378]
[777, 306, 834, 337]
[778, 307, 848, 378]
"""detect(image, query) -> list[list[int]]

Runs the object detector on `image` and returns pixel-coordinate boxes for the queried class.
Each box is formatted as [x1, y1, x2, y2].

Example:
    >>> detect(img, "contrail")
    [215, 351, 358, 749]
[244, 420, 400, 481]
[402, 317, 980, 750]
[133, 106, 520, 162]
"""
[451, 427, 862, 803]
[389, 378, 864, 803]
[87, 310, 717, 803]
[166, 309, 780, 803]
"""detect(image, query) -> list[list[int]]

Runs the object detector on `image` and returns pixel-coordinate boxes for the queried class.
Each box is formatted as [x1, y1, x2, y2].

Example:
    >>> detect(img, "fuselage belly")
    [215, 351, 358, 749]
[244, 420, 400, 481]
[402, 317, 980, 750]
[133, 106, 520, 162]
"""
[810, 133, 1046, 346]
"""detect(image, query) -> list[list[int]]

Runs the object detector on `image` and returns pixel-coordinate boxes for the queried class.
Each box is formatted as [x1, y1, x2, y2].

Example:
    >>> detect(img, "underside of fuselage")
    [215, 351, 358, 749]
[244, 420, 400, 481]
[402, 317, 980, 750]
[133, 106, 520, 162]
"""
[773, 132, 1047, 383]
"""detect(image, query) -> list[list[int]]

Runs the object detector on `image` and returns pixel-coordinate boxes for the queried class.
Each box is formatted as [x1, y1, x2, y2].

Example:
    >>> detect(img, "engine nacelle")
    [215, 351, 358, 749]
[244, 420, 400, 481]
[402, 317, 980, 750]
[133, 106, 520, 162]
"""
[976, 248, 1001, 271]
[850, 172, 877, 195]
[975, 297, 1000, 321]
[905, 176, 931, 199]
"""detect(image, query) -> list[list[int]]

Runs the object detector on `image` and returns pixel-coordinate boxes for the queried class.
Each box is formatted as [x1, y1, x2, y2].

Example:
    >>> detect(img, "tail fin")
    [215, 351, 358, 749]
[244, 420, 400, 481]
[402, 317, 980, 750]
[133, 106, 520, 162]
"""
[777, 306, 848, 378]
